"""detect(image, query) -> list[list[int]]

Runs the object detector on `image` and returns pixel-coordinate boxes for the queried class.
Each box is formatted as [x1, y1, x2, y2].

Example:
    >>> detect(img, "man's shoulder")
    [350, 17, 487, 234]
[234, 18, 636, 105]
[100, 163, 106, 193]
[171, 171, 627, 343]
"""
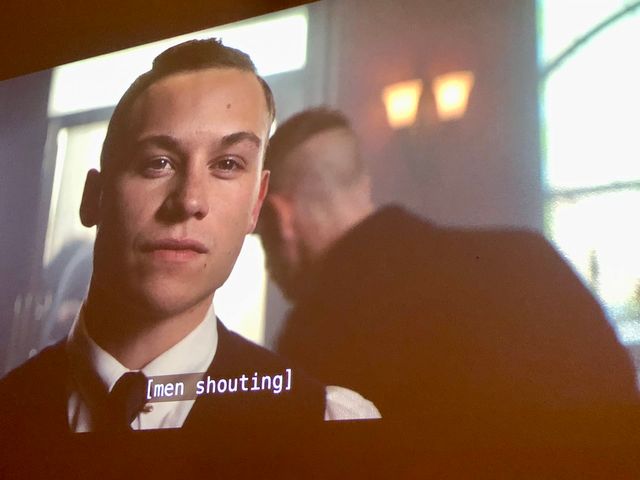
[345, 204, 436, 247]
[184, 320, 326, 428]
[366, 207, 562, 277]
[331, 204, 552, 267]
[216, 320, 294, 368]
[0, 340, 68, 397]
[213, 320, 323, 387]
[0, 341, 69, 435]
[364, 204, 550, 244]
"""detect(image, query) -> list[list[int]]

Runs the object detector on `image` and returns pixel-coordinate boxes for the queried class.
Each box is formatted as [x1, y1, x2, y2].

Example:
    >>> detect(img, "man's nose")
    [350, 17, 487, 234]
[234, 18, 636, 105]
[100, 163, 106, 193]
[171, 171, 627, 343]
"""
[169, 168, 210, 220]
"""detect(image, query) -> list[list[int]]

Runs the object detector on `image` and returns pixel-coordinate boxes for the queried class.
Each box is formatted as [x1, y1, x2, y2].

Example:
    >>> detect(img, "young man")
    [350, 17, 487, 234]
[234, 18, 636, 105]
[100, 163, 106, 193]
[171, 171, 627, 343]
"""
[0, 41, 378, 437]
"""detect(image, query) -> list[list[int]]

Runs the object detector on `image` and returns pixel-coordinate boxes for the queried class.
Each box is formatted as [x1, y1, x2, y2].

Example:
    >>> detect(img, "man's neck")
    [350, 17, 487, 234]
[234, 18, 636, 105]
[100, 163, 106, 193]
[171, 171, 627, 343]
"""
[83, 284, 213, 370]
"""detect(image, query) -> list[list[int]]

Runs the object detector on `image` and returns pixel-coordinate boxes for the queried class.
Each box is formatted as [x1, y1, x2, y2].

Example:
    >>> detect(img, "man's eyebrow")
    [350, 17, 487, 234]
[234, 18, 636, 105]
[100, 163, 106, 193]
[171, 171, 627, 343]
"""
[221, 131, 262, 149]
[134, 132, 262, 150]
[135, 134, 181, 150]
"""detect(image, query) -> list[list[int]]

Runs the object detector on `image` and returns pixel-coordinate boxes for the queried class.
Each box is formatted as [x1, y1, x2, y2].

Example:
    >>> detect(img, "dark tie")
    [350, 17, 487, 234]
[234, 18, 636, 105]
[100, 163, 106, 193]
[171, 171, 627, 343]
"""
[104, 371, 149, 431]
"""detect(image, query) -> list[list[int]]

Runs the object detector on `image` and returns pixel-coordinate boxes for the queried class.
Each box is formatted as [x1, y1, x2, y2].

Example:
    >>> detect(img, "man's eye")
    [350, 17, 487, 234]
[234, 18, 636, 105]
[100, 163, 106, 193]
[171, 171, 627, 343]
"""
[140, 157, 174, 176]
[212, 157, 242, 172]
[147, 157, 173, 170]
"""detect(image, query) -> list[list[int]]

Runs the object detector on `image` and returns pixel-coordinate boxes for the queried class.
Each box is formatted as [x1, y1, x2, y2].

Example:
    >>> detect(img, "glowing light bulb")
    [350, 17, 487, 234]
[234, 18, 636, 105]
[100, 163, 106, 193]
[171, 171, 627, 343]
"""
[432, 71, 475, 121]
[382, 79, 423, 129]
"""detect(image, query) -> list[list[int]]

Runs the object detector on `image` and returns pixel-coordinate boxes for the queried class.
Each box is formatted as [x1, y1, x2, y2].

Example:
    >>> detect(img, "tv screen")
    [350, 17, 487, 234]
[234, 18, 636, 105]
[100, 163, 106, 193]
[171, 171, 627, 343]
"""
[1, 0, 639, 476]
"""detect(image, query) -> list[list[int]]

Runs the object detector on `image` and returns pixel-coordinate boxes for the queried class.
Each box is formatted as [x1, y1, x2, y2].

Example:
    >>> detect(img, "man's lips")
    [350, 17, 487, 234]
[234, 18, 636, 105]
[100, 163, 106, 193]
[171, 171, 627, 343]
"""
[141, 238, 209, 254]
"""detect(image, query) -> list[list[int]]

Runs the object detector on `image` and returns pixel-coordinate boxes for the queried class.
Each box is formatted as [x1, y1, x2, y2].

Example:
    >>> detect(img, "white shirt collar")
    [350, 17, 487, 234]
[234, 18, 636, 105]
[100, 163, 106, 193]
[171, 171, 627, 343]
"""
[68, 302, 218, 397]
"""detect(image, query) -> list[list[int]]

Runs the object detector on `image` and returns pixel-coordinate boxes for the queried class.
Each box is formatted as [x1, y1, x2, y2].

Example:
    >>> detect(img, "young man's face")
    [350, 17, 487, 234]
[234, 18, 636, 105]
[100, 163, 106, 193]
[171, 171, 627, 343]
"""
[89, 67, 270, 317]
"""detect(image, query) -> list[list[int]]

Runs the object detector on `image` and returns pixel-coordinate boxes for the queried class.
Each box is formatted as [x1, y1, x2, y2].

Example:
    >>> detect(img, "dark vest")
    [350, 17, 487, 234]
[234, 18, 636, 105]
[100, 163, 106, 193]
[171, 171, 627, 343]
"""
[0, 319, 325, 439]
[185, 320, 326, 430]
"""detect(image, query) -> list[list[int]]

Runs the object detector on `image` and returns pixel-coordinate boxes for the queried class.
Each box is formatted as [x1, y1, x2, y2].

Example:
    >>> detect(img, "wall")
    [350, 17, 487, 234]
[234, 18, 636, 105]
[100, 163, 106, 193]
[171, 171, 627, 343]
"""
[0, 70, 52, 367]
[325, 0, 541, 230]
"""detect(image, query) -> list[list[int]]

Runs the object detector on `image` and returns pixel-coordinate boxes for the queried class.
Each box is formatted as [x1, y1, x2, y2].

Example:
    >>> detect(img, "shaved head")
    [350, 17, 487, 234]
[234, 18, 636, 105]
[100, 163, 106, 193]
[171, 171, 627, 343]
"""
[257, 107, 374, 300]
[266, 107, 366, 198]
[277, 127, 363, 202]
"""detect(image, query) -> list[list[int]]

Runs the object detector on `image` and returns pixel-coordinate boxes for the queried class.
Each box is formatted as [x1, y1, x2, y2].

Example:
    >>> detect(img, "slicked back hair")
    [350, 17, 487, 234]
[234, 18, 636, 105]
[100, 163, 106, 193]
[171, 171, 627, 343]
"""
[265, 107, 361, 193]
[100, 38, 275, 176]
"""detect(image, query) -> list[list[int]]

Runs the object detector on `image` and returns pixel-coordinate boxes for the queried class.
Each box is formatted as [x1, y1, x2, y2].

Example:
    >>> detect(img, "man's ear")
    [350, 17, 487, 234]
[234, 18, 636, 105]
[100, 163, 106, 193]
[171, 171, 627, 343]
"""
[248, 169, 270, 233]
[266, 192, 296, 243]
[80, 169, 103, 227]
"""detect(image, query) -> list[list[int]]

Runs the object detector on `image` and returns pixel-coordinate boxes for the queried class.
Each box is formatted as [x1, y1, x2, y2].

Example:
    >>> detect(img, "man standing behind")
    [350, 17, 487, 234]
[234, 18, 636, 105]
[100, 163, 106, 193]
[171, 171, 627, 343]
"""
[0, 41, 377, 438]
[257, 107, 639, 425]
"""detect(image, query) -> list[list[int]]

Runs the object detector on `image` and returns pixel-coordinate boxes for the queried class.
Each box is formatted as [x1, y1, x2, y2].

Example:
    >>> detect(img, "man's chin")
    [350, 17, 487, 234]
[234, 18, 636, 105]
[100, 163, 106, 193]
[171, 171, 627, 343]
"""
[92, 268, 217, 320]
[126, 285, 214, 321]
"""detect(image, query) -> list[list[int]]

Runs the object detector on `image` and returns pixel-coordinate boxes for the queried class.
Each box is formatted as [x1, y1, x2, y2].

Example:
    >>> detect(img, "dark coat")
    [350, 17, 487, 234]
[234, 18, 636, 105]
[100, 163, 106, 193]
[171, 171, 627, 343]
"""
[277, 206, 639, 422]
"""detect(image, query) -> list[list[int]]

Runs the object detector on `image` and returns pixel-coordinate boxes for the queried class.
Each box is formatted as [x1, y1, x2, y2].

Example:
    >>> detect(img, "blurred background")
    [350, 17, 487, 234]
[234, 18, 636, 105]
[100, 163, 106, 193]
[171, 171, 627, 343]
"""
[1, 0, 639, 379]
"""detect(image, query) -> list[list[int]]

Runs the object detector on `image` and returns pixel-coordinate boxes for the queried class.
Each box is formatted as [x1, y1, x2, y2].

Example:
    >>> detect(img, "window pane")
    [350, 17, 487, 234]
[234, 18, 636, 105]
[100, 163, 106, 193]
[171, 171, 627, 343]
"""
[546, 189, 640, 342]
[541, 5, 640, 190]
[48, 6, 308, 116]
[43, 121, 107, 266]
[539, 0, 630, 64]
[214, 235, 267, 345]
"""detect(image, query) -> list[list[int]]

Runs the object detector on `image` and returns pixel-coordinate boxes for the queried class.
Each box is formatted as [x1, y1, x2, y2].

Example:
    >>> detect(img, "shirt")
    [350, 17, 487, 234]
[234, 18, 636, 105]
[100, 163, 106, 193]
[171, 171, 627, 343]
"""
[67, 304, 380, 431]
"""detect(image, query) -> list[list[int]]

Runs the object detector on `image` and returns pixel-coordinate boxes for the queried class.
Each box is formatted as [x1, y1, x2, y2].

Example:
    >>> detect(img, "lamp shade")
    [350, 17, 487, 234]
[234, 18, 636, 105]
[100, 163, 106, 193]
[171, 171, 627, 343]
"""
[432, 70, 474, 121]
[382, 79, 423, 129]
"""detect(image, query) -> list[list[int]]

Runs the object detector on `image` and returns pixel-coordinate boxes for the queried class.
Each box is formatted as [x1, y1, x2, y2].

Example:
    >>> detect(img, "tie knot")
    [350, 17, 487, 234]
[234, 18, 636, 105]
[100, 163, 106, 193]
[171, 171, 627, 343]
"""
[108, 371, 149, 429]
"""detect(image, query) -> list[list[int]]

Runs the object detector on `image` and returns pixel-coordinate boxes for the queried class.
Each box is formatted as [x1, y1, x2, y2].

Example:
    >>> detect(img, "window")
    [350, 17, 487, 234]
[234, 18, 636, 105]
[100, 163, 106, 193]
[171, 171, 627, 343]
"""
[539, 1, 640, 343]
[48, 8, 309, 117]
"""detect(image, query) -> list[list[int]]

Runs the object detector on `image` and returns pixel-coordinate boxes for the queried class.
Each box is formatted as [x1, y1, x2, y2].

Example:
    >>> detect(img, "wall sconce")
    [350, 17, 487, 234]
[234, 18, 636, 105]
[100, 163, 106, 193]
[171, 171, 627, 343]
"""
[381, 79, 424, 130]
[432, 70, 475, 122]
[382, 71, 475, 129]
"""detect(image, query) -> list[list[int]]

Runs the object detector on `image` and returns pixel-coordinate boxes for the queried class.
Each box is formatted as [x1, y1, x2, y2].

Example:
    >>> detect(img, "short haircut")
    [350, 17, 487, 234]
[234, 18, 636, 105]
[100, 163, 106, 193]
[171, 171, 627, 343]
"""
[100, 38, 275, 175]
[265, 107, 358, 193]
